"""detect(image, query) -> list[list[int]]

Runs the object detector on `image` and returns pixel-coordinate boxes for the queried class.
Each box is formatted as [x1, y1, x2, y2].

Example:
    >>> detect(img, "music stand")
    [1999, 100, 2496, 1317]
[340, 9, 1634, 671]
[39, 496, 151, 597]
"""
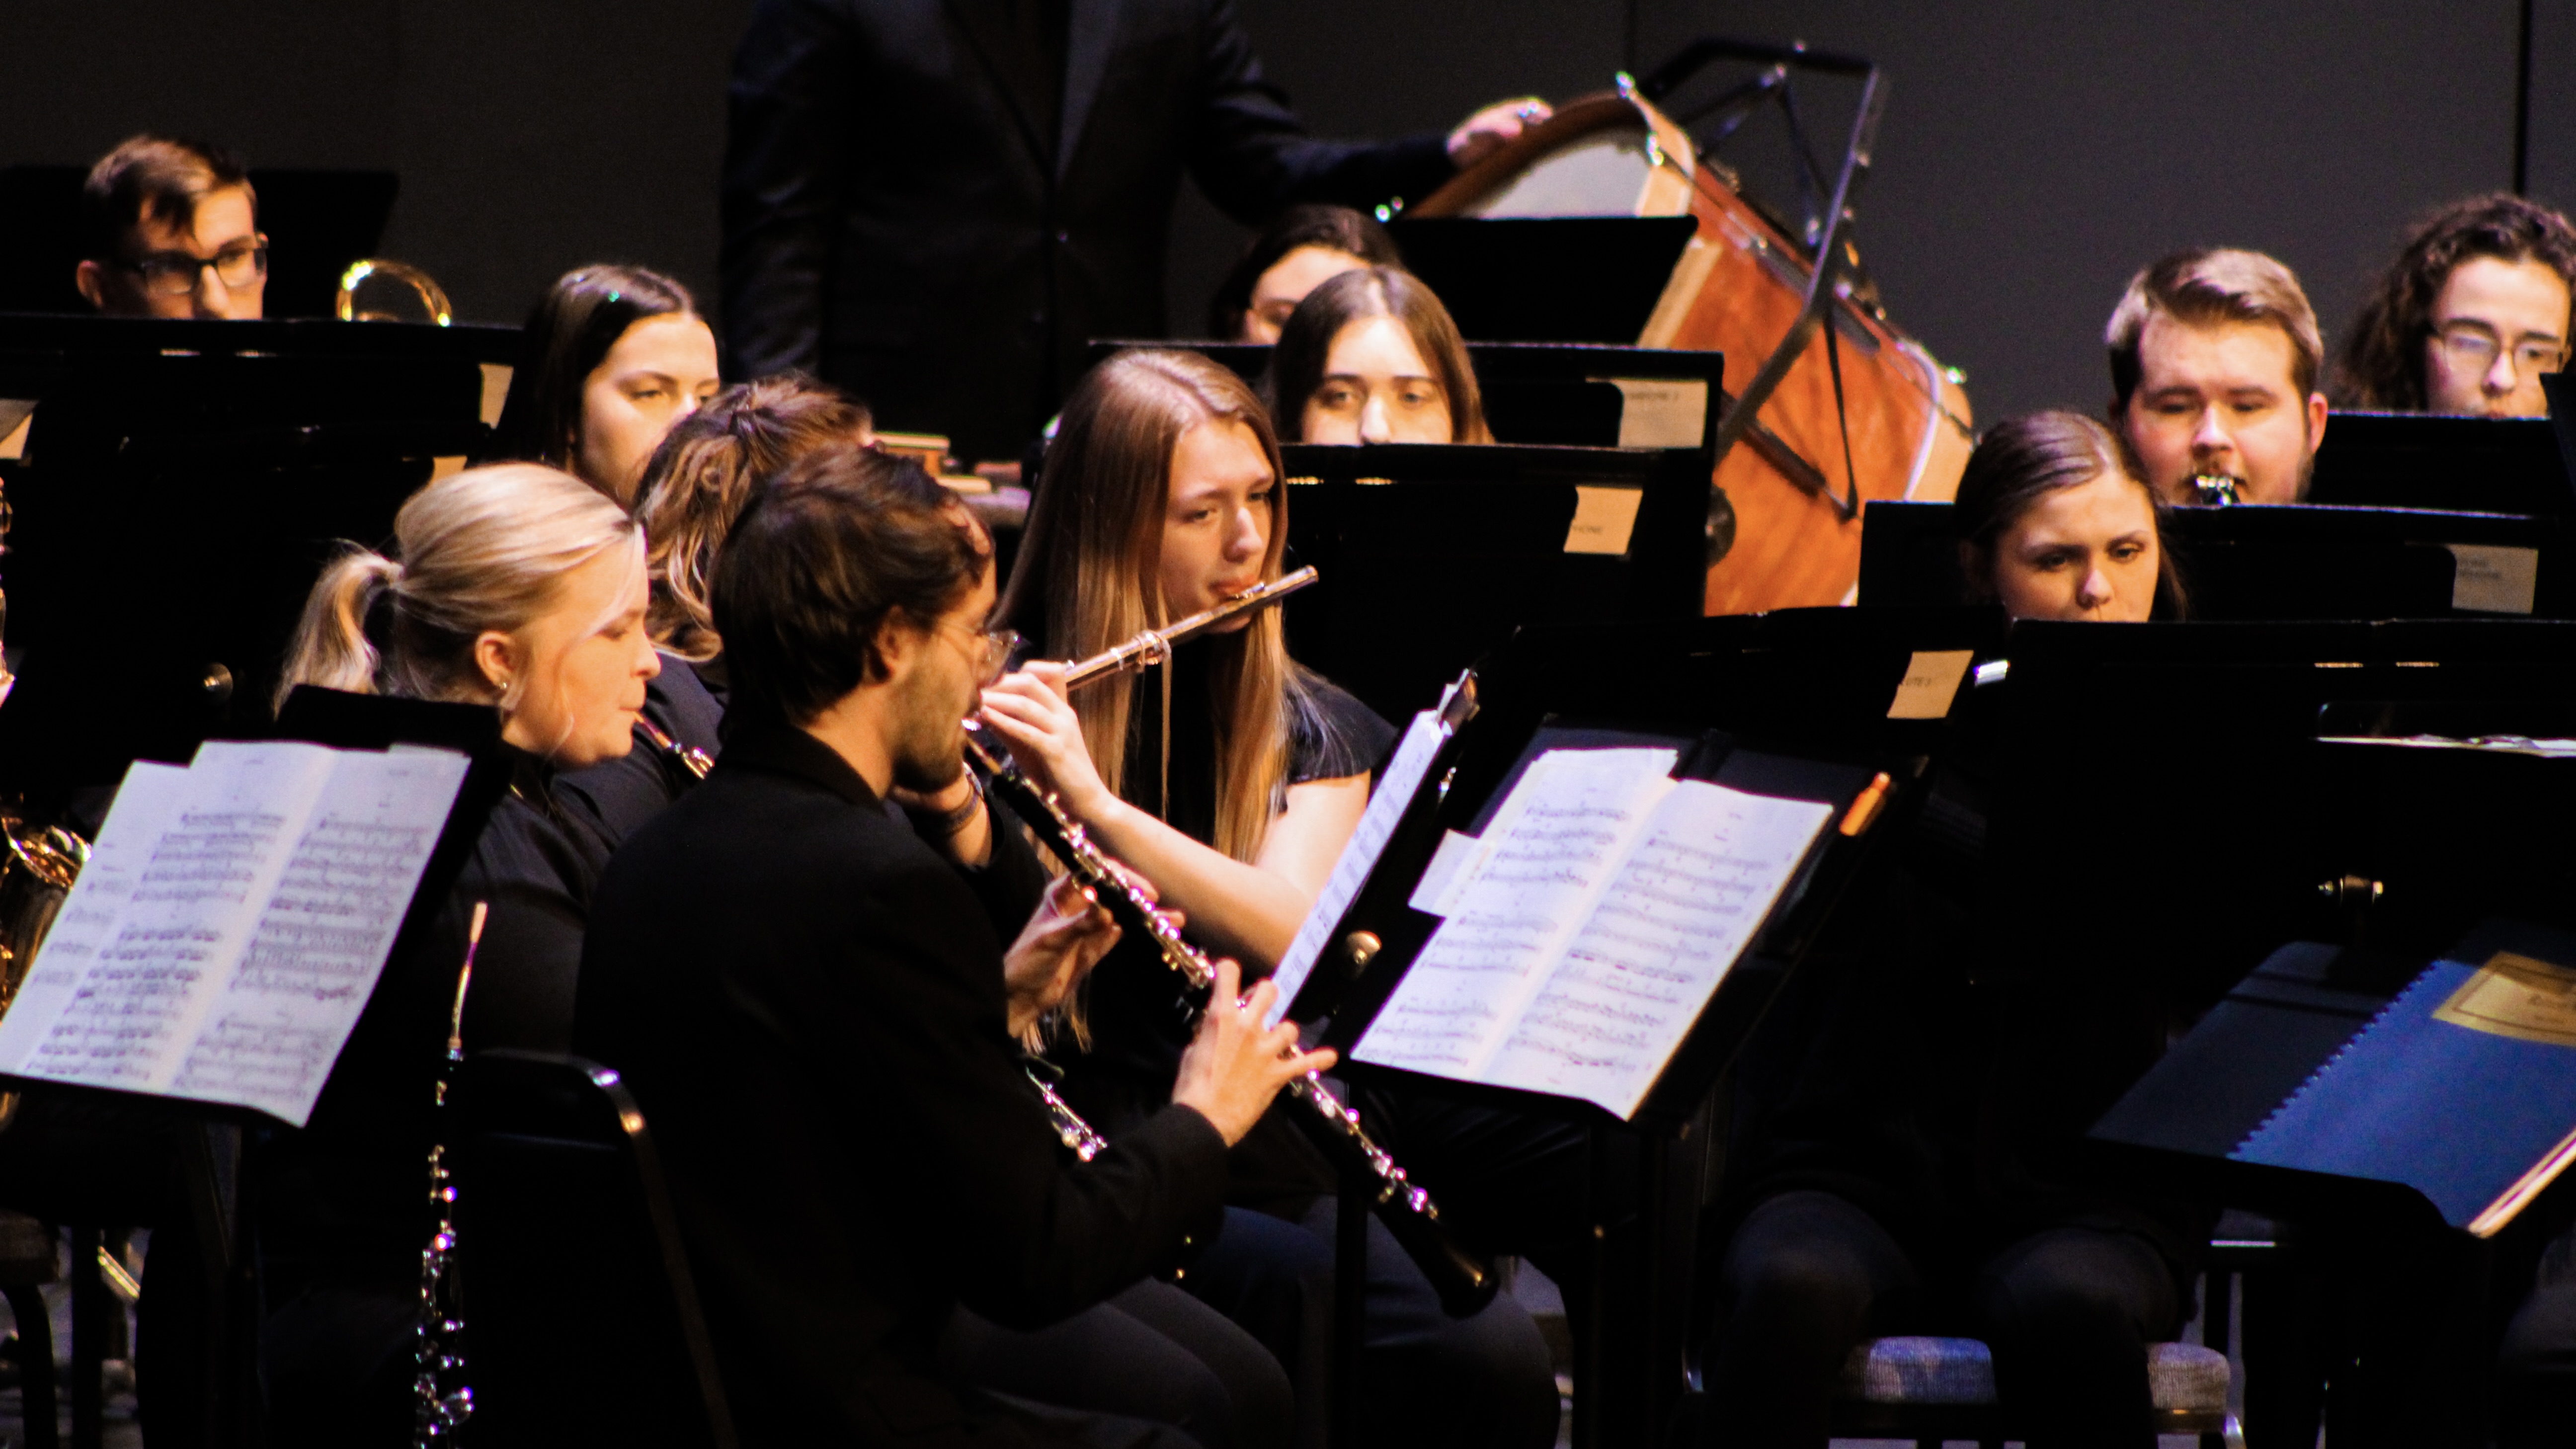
[1856, 498, 2570, 619]
[2306, 409, 2572, 517]
[0, 314, 522, 802]
[0, 167, 400, 319]
[1386, 216, 1699, 341]
[1286, 607, 2002, 1447]
[1277, 441, 1710, 722]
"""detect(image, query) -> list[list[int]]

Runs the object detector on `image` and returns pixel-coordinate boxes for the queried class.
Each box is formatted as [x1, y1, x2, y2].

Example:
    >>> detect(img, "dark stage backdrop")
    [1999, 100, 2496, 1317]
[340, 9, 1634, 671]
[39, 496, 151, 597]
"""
[6, 0, 2574, 425]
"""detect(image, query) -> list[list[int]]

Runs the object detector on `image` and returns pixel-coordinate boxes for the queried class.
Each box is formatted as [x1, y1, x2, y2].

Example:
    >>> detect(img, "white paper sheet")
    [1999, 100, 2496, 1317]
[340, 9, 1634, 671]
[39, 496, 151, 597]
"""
[1267, 710, 1449, 1026]
[0, 741, 469, 1125]
[1481, 782, 1833, 1117]
[1353, 747, 1834, 1119]
[1352, 748, 1678, 1075]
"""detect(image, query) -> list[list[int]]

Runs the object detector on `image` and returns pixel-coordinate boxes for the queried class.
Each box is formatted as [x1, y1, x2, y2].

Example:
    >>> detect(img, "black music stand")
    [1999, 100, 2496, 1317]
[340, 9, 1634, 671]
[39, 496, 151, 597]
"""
[0, 690, 507, 1448]
[1278, 441, 1710, 722]
[2306, 409, 2573, 517]
[1978, 618, 2576, 1448]
[0, 313, 521, 803]
[1855, 498, 2571, 619]
[1385, 217, 1699, 342]
[0, 166, 400, 320]
[1290, 607, 2003, 1449]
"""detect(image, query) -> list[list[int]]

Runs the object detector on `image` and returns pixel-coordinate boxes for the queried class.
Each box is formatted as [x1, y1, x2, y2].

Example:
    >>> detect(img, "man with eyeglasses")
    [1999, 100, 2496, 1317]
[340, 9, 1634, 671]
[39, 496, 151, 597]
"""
[2334, 192, 2576, 418]
[71, 134, 267, 322]
[2106, 247, 2330, 506]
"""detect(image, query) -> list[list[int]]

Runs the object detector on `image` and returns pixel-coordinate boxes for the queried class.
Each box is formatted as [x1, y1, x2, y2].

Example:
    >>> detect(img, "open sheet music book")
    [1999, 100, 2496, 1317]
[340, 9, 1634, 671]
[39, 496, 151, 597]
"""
[1353, 745, 1834, 1119]
[0, 738, 471, 1126]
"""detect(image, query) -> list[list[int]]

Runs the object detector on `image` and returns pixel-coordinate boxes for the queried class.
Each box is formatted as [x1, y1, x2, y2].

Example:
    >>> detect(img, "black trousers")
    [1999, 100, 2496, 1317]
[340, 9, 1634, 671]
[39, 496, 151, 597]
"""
[2498, 1278, 2576, 1446]
[938, 1275, 1294, 1449]
[1699, 1190, 2181, 1449]
[1181, 1199, 1559, 1449]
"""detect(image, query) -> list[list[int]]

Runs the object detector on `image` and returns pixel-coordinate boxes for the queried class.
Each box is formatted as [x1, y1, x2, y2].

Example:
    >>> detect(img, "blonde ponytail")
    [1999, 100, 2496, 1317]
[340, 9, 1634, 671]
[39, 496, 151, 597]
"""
[275, 549, 401, 710]
[275, 462, 641, 715]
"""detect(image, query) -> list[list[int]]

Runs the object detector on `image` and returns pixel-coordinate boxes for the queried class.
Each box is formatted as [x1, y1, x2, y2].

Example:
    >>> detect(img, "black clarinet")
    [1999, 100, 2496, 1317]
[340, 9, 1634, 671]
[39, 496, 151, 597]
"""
[964, 727, 1498, 1316]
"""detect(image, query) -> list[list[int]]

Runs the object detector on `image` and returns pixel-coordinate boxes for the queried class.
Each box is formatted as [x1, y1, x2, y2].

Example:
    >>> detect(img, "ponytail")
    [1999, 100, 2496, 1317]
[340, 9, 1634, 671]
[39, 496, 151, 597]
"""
[276, 548, 401, 710]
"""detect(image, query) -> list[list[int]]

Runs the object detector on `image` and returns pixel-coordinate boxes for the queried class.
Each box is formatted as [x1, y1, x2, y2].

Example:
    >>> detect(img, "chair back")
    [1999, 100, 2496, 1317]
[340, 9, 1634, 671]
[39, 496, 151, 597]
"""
[452, 1049, 736, 1449]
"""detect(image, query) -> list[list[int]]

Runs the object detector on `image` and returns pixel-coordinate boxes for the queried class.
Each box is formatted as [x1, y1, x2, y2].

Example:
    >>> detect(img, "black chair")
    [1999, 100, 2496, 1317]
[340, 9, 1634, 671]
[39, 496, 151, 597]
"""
[450, 1050, 736, 1449]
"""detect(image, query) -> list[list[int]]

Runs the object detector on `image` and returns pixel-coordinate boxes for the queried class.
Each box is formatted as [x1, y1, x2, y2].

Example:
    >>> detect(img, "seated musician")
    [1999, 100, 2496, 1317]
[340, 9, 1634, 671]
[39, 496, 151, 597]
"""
[1955, 411, 2179, 623]
[986, 349, 1563, 1448]
[492, 264, 724, 505]
[72, 134, 266, 321]
[575, 442, 1326, 1448]
[1266, 267, 1492, 444]
[2333, 193, 2576, 418]
[1690, 603, 2206, 1449]
[1207, 204, 1403, 342]
[2106, 248, 2328, 506]
[255, 463, 688, 1440]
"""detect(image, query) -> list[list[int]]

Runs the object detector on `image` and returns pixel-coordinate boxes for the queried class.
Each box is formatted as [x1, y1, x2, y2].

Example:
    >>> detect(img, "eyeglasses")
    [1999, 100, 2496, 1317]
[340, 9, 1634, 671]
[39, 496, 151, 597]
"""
[117, 240, 268, 298]
[2435, 324, 2568, 377]
[950, 626, 1025, 687]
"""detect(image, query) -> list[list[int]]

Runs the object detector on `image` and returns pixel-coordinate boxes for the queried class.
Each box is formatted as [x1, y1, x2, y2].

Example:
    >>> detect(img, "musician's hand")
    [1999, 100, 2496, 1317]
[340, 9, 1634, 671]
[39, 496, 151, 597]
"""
[979, 663, 1116, 820]
[1001, 873, 1121, 1039]
[1448, 96, 1552, 169]
[1171, 961, 1335, 1147]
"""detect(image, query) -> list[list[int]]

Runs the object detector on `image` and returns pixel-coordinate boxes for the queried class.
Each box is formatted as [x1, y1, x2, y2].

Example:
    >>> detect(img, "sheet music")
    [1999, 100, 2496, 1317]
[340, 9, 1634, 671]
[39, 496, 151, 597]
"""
[170, 749, 466, 1121]
[1353, 748, 1679, 1075]
[0, 761, 192, 1045]
[0, 740, 468, 1126]
[1266, 710, 1449, 1026]
[1479, 781, 1833, 1117]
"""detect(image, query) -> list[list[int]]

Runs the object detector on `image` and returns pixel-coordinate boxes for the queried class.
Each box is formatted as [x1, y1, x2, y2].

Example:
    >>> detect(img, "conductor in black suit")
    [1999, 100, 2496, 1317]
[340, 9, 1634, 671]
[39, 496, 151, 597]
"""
[574, 442, 1332, 1446]
[721, 0, 1548, 463]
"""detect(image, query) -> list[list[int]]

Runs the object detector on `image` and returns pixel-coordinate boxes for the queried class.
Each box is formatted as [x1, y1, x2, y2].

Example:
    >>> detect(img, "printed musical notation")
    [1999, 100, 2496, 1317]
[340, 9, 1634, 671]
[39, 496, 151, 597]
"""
[0, 740, 469, 1125]
[1356, 747, 1833, 1119]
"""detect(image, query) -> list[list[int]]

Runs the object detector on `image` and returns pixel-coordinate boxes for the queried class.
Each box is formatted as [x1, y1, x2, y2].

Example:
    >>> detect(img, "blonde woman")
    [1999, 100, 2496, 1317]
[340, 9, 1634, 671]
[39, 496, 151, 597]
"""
[260, 462, 663, 1444]
[986, 350, 1561, 1449]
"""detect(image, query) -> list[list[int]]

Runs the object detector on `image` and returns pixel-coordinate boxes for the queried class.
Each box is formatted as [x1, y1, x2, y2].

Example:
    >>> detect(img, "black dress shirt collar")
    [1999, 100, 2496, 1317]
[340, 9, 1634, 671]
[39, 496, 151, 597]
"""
[715, 720, 884, 811]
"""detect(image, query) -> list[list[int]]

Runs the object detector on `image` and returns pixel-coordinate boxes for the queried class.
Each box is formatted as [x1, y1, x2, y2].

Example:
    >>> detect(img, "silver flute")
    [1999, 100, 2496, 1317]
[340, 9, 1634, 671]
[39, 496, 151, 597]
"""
[964, 723, 1498, 1315]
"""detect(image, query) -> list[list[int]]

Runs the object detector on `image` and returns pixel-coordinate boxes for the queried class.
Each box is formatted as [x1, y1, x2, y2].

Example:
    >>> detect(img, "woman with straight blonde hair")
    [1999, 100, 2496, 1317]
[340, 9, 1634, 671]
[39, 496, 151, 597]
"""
[259, 462, 666, 1446]
[985, 349, 1561, 1449]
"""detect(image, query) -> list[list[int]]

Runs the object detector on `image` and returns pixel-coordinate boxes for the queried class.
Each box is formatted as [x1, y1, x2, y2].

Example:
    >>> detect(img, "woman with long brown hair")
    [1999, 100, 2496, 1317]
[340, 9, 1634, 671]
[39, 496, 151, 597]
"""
[1266, 267, 1491, 445]
[983, 348, 1560, 1449]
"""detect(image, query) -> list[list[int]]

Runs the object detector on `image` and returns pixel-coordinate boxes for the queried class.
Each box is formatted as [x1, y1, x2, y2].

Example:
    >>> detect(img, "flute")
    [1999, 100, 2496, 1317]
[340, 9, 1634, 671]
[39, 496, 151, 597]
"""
[1058, 566, 1318, 690]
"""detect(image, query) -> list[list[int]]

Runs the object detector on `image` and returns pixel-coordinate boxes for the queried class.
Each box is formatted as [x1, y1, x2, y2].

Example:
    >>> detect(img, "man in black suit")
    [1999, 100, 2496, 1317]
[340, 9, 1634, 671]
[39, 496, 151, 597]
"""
[575, 441, 1329, 1446]
[720, 0, 1546, 463]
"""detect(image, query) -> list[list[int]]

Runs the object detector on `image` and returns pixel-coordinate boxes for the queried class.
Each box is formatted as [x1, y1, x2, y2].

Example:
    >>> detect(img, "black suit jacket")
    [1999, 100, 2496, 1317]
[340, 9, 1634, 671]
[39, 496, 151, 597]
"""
[574, 722, 1229, 1447]
[722, 0, 1456, 462]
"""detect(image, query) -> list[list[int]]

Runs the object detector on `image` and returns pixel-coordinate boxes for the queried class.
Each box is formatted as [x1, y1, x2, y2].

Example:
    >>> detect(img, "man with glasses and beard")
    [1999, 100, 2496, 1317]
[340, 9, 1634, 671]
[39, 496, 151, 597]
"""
[72, 134, 267, 322]
[576, 442, 1326, 1448]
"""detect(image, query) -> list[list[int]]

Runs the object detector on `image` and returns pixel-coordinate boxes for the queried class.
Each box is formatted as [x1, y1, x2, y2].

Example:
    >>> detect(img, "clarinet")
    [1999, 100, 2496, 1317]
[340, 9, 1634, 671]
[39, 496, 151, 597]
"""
[413, 900, 486, 1446]
[963, 728, 1499, 1316]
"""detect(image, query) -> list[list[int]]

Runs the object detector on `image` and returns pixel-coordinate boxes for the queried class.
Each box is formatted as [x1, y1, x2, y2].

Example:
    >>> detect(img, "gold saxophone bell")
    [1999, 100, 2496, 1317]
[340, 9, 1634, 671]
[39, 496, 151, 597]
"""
[336, 258, 454, 326]
[0, 808, 90, 1132]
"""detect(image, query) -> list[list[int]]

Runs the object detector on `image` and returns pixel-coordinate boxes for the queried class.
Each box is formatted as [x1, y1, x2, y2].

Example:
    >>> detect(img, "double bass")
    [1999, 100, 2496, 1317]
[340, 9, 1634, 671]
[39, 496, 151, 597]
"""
[1411, 45, 1973, 615]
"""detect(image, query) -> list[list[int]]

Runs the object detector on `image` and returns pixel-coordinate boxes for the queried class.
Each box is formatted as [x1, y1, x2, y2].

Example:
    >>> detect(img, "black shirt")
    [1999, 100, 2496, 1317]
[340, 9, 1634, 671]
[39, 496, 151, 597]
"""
[1067, 646, 1395, 1211]
[575, 722, 1229, 1447]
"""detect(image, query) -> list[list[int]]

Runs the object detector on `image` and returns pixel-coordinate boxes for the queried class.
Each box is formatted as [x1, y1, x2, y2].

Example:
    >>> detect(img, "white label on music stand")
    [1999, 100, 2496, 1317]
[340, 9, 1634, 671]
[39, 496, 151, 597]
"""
[1602, 378, 1710, 449]
[2447, 544, 2539, 614]
[1888, 650, 1975, 720]
[1564, 485, 1645, 555]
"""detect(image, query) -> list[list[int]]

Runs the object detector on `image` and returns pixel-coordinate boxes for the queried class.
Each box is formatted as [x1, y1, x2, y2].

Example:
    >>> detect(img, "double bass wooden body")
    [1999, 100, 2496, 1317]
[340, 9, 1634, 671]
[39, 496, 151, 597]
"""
[1413, 88, 1974, 615]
